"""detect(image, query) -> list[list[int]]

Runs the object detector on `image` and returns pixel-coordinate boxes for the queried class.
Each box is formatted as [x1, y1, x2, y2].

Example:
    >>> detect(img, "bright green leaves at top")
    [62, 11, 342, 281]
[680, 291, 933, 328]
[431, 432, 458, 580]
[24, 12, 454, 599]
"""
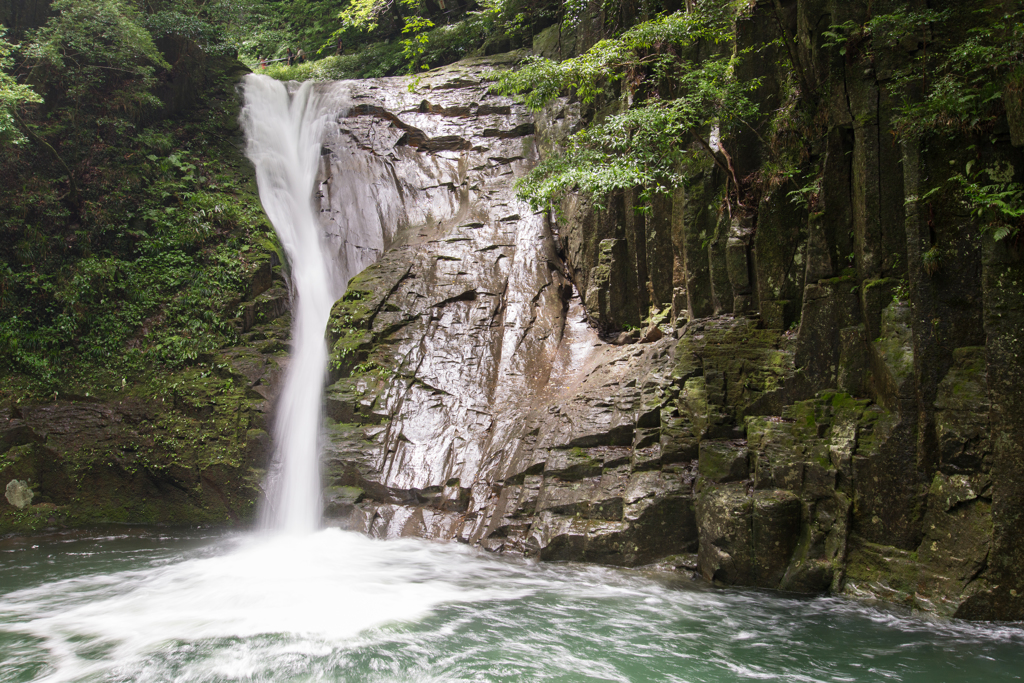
[0, 0, 280, 387]
[401, 14, 436, 72]
[495, 43, 630, 110]
[143, 0, 237, 56]
[0, 29, 42, 146]
[339, 0, 404, 33]
[491, 0, 756, 211]
[825, 5, 1024, 240]
[339, 0, 382, 32]
[25, 0, 170, 121]
[494, 3, 740, 110]
[336, 0, 508, 76]
[517, 56, 757, 210]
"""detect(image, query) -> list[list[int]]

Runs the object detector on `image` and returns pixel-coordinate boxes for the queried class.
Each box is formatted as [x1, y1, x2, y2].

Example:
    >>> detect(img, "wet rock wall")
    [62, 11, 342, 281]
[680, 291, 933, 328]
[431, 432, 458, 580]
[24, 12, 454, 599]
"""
[316, 4, 1024, 621]
[536, 1, 1023, 619]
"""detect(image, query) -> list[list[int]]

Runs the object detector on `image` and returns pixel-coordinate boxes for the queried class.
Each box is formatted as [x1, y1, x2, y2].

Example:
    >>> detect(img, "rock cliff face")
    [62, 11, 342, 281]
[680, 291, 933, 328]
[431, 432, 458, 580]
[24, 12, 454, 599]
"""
[310, 7, 1023, 621]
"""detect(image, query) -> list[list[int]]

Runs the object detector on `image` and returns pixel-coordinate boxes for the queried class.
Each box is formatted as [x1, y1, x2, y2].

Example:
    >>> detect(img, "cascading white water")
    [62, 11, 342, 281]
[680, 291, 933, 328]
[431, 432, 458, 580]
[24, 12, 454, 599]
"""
[239, 75, 345, 533]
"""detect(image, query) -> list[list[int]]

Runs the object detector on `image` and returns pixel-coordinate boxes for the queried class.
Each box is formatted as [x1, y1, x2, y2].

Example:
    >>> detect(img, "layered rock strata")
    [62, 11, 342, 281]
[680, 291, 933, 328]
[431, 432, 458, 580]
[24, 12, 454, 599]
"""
[311, 15, 1023, 620]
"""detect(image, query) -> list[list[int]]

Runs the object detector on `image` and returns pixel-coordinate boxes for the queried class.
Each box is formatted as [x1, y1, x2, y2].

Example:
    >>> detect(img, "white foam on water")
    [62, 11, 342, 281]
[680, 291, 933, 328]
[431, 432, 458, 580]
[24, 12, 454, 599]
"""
[0, 529, 512, 682]
[0, 528, 1021, 682]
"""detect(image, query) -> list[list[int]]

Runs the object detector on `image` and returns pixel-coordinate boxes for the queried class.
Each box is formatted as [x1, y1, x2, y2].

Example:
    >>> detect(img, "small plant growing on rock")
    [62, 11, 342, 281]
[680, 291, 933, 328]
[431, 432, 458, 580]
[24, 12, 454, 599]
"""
[921, 247, 943, 276]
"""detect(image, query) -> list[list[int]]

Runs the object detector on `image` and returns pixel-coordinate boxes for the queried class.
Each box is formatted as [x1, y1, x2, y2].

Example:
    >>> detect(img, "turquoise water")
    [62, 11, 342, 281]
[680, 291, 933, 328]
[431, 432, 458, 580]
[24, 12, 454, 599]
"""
[0, 528, 1021, 682]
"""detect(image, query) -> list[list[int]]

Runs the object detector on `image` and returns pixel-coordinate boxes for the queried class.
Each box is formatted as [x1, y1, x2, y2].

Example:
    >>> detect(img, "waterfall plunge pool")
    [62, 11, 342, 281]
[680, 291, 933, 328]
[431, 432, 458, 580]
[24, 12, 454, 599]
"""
[0, 528, 1021, 682]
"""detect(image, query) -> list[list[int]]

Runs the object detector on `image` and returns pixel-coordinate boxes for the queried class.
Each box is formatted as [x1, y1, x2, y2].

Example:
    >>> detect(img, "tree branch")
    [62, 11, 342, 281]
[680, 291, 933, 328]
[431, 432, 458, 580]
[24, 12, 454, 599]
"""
[13, 109, 79, 207]
[690, 129, 728, 177]
[689, 128, 741, 207]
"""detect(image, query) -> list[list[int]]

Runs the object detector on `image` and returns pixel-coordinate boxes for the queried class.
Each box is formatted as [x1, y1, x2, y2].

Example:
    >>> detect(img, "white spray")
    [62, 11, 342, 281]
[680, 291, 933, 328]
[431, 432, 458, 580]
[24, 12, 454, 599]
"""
[239, 75, 344, 533]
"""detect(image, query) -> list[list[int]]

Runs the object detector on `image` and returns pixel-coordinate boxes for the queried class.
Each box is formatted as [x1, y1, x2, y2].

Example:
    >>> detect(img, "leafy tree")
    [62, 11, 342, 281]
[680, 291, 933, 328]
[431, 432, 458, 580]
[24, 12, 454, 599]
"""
[325, 0, 559, 76]
[492, 0, 757, 210]
[0, 29, 42, 146]
[220, 0, 354, 63]
[0, 0, 277, 388]
[143, 0, 235, 54]
[339, 0, 407, 33]
[15, 0, 171, 205]
[25, 0, 170, 121]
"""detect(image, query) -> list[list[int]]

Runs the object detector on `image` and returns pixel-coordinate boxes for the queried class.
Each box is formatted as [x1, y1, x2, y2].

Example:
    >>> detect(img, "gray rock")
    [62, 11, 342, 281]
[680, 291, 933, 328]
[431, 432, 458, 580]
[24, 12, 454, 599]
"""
[4, 480, 32, 509]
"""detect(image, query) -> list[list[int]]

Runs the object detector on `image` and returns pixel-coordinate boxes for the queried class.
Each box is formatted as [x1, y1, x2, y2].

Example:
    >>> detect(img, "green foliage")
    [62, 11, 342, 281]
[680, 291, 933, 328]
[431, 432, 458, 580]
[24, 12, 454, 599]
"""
[826, 6, 1024, 240]
[400, 15, 436, 71]
[943, 160, 1024, 241]
[921, 246, 943, 276]
[822, 10, 949, 58]
[0, 1, 276, 392]
[892, 279, 910, 305]
[339, 0, 398, 33]
[25, 0, 170, 120]
[785, 170, 822, 211]
[493, 0, 756, 210]
[517, 58, 757, 209]
[352, 360, 392, 377]
[0, 129, 272, 384]
[823, 6, 1024, 134]
[142, 0, 244, 57]
[396, 6, 503, 74]
[870, 7, 1022, 140]
[907, 11, 1018, 138]
[319, 0, 559, 78]
[0, 29, 42, 146]
[243, 0, 544, 82]
[264, 41, 406, 80]
[237, 0, 354, 62]
[495, 4, 740, 110]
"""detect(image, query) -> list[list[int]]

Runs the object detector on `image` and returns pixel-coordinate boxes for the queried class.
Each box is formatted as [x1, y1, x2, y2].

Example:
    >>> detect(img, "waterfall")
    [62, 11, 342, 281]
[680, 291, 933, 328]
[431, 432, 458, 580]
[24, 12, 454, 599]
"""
[239, 75, 345, 533]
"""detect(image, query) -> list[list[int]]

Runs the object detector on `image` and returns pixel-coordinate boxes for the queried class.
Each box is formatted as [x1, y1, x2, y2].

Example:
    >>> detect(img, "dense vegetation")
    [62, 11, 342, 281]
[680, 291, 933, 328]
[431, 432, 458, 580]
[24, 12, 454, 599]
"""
[256, 0, 563, 81]
[0, 0, 271, 398]
[1, 0, 1021, 398]
[495, 1, 757, 210]
[492, 0, 1024, 241]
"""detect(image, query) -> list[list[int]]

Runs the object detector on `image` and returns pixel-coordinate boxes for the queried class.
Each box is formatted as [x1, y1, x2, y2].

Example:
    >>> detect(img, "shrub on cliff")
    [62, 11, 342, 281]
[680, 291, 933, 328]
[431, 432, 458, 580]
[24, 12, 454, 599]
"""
[492, 0, 757, 210]
[825, 4, 1024, 240]
[0, 29, 41, 146]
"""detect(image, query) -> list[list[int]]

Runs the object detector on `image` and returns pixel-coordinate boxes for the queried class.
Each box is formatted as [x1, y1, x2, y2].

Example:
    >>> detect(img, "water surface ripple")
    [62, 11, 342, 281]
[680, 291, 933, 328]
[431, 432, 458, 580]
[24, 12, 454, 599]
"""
[0, 529, 1021, 682]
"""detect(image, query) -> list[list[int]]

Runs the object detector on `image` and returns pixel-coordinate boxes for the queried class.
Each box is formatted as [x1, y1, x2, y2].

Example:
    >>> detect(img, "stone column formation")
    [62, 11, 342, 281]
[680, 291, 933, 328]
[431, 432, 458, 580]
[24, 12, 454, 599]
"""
[309, 9, 1023, 619]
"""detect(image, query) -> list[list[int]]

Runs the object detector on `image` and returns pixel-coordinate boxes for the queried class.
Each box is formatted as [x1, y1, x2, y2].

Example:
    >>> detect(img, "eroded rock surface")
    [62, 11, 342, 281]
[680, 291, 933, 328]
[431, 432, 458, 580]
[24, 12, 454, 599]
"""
[308, 58, 702, 565]
[310, 39, 1022, 622]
